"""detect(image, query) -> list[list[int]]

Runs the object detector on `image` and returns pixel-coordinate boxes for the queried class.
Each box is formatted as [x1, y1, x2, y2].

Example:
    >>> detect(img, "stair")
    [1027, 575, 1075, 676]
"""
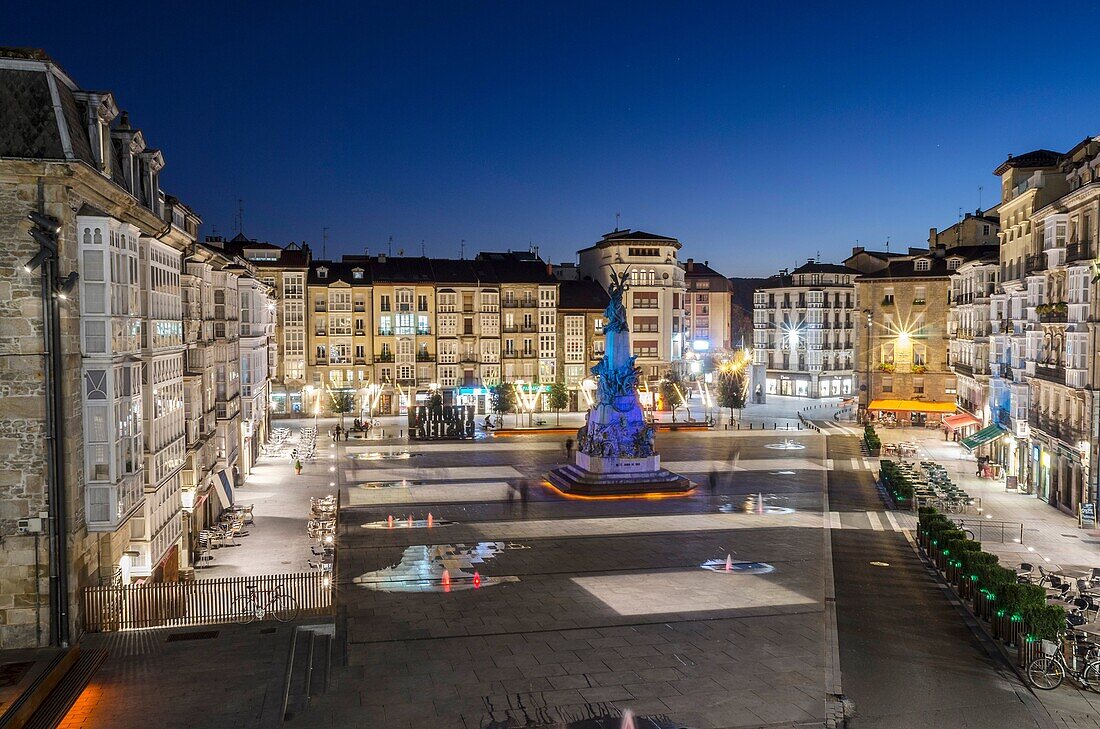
[0, 645, 106, 729]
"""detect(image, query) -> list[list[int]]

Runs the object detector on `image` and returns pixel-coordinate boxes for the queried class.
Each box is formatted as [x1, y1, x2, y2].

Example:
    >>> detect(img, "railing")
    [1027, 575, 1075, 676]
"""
[374, 353, 395, 363]
[1032, 363, 1065, 384]
[1037, 308, 1067, 323]
[502, 325, 518, 333]
[415, 353, 435, 362]
[82, 572, 332, 632]
[501, 300, 518, 308]
[376, 328, 393, 336]
[1025, 253, 1044, 274]
[1067, 241, 1092, 263]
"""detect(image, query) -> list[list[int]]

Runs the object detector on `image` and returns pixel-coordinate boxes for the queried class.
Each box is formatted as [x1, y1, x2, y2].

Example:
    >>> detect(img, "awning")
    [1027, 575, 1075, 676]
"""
[961, 424, 1008, 452]
[867, 399, 957, 414]
[214, 470, 234, 509]
[943, 413, 981, 431]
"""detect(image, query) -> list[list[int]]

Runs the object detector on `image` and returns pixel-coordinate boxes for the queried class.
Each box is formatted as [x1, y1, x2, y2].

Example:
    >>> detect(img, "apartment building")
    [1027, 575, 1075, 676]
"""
[480, 251, 559, 388]
[1020, 138, 1100, 514]
[0, 48, 205, 644]
[752, 261, 857, 398]
[303, 259, 375, 413]
[683, 259, 733, 352]
[557, 279, 609, 409]
[988, 150, 1067, 488]
[855, 246, 996, 425]
[237, 271, 275, 474]
[222, 236, 311, 416]
[947, 252, 999, 428]
[429, 257, 501, 403]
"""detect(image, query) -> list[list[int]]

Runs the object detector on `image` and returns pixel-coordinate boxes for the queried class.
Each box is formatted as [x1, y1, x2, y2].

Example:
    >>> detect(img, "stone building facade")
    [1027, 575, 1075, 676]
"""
[0, 49, 197, 645]
[855, 246, 996, 425]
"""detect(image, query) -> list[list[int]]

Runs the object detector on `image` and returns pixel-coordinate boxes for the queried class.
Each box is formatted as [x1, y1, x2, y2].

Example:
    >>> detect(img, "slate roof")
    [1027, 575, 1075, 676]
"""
[789, 260, 854, 276]
[578, 229, 682, 253]
[856, 245, 999, 280]
[309, 260, 372, 286]
[0, 48, 94, 163]
[994, 149, 1063, 175]
[559, 279, 609, 311]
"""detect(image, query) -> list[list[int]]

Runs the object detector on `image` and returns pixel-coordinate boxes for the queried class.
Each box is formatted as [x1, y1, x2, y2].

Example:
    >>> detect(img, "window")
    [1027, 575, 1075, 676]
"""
[944, 379, 957, 395]
[915, 258, 931, 272]
[946, 258, 960, 270]
[316, 266, 328, 279]
[882, 287, 895, 305]
[417, 295, 428, 312]
[914, 286, 926, 305]
[380, 295, 391, 312]
[352, 268, 364, 279]
[881, 376, 893, 393]
[913, 377, 924, 394]
[316, 345, 327, 360]
[983, 225, 990, 235]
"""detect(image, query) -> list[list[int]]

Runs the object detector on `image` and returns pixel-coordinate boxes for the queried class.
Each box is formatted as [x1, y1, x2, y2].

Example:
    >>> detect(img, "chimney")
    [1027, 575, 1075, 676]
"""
[704, 260, 709, 267]
[852, 246, 864, 255]
[686, 258, 694, 272]
[807, 258, 814, 265]
[929, 227, 937, 246]
[117, 111, 131, 130]
[378, 253, 386, 263]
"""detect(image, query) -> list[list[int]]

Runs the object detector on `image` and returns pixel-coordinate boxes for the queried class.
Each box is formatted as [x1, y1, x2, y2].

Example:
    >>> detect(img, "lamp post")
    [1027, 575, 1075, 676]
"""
[863, 309, 873, 424]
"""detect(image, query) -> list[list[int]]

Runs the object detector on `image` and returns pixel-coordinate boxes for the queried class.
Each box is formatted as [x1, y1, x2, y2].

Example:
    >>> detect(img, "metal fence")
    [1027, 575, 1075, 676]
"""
[82, 572, 332, 632]
[950, 517, 1024, 545]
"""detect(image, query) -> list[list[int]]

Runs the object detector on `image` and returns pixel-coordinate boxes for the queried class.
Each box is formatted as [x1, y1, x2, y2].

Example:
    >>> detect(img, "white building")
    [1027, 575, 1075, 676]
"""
[577, 230, 686, 380]
[238, 272, 276, 475]
[753, 260, 857, 397]
[947, 254, 999, 424]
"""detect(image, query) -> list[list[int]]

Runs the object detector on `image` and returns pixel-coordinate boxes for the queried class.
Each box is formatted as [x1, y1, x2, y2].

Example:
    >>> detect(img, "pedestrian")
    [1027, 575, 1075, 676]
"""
[708, 469, 718, 506]
[565, 437, 574, 460]
[519, 481, 529, 517]
[344, 428, 349, 441]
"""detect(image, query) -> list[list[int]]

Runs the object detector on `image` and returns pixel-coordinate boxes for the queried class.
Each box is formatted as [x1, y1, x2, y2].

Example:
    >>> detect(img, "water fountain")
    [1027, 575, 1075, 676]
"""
[764, 438, 806, 450]
[548, 268, 690, 495]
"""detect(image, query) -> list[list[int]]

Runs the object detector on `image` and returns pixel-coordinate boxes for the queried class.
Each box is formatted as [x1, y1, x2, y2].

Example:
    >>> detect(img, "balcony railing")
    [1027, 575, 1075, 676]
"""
[502, 300, 519, 308]
[1025, 253, 1044, 274]
[1067, 241, 1092, 263]
[374, 353, 395, 363]
[415, 353, 435, 362]
[1033, 363, 1065, 384]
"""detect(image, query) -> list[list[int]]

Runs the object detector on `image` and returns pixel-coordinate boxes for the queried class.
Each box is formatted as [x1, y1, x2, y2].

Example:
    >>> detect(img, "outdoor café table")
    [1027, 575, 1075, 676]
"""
[1072, 622, 1100, 639]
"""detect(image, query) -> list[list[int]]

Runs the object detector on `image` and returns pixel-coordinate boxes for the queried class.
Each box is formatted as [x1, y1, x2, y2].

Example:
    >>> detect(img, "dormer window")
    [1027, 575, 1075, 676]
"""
[914, 258, 931, 272]
[317, 266, 328, 279]
[352, 268, 364, 280]
[947, 258, 961, 271]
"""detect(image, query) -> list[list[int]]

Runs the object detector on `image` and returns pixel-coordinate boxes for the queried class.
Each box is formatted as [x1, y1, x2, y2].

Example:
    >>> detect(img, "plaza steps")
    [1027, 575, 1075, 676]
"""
[0, 644, 107, 729]
[280, 624, 335, 724]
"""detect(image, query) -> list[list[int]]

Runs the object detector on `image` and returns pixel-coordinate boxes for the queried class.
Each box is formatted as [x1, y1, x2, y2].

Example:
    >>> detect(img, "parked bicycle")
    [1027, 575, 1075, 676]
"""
[233, 583, 300, 624]
[1026, 633, 1100, 690]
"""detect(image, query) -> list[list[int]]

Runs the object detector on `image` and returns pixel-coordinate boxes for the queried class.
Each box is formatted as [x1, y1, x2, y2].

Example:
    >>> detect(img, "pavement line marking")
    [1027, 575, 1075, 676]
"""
[850, 458, 860, 470]
[826, 459, 834, 470]
[883, 510, 901, 532]
[867, 511, 885, 531]
[862, 458, 872, 471]
[830, 511, 842, 530]
[822, 450, 844, 700]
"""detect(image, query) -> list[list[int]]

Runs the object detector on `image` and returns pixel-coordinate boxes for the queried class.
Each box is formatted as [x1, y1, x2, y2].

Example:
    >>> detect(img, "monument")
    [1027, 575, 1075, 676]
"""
[548, 269, 692, 495]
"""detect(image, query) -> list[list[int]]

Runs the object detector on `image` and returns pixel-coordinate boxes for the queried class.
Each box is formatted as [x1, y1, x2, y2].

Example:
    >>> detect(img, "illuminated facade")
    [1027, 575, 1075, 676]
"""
[753, 260, 856, 398]
[577, 230, 686, 380]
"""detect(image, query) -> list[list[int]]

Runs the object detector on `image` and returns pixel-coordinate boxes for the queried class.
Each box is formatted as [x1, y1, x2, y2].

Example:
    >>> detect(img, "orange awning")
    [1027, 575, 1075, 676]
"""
[867, 399, 957, 414]
[943, 412, 980, 431]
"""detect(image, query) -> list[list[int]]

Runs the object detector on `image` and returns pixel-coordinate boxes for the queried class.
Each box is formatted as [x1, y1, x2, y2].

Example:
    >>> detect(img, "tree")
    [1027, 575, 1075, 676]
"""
[427, 390, 444, 418]
[330, 390, 355, 427]
[660, 369, 685, 422]
[718, 370, 748, 423]
[548, 382, 569, 425]
[489, 383, 516, 426]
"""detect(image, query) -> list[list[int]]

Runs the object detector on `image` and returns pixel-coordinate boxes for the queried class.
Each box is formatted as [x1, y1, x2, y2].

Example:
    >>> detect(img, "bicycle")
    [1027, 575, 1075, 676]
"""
[232, 583, 300, 624]
[1026, 633, 1100, 690]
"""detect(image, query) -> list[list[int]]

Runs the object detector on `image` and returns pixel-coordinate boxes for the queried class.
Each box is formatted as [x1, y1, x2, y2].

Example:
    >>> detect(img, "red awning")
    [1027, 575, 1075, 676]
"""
[943, 413, 980, 431]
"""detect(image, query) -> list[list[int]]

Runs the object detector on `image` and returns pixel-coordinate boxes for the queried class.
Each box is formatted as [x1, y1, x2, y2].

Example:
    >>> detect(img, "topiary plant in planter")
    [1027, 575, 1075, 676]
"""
[999, 583, 1048, 621]
[1024, 603, 1066, 643]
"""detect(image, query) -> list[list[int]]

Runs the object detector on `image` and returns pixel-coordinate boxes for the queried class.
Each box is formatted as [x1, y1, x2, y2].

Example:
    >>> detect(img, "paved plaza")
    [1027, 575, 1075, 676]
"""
[50, 406, 1100, 729]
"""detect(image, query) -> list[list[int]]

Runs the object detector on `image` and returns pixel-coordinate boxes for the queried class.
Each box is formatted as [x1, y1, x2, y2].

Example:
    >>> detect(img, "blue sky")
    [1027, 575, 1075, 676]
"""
[7, 1, 1099, 276]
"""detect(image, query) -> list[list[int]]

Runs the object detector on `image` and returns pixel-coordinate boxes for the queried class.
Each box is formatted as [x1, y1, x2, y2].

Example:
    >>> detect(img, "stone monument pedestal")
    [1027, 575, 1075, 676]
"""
[548, 457, 692, 495]
[547, 267, 691, 496]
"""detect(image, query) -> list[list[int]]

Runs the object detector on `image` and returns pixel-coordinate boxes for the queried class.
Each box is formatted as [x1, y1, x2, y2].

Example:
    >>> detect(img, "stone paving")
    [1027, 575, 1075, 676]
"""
[297, 431, 832, 728]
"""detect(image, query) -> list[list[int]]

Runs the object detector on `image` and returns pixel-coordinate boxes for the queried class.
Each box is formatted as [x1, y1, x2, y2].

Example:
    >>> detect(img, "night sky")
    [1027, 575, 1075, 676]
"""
[7, 1, 1100, 276]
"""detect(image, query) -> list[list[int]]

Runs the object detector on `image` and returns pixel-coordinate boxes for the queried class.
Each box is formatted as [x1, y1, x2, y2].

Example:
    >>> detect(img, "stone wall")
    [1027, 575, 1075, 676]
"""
[0, 163, 129, 646]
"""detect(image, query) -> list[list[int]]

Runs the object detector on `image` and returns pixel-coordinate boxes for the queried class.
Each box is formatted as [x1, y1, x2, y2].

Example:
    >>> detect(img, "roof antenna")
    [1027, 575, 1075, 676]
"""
[388, 236, 393, 257]
[235, 198, 244, 234]
[885, 236, 890, 252]
[322, 226, 328, 259]
[816, 250, 821, 263]
[460, 239, 466, 260]
[978, 185, 983, 211]
[614, 212, 621, 232]
[421, 239, 425, 256]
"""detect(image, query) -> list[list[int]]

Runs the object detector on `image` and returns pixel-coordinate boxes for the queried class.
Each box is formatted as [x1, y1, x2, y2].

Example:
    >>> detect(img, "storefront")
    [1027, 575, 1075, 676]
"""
[866, 399, 956, 426]
[454, 387, 492, 414]
[942, 412, 980, 441]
